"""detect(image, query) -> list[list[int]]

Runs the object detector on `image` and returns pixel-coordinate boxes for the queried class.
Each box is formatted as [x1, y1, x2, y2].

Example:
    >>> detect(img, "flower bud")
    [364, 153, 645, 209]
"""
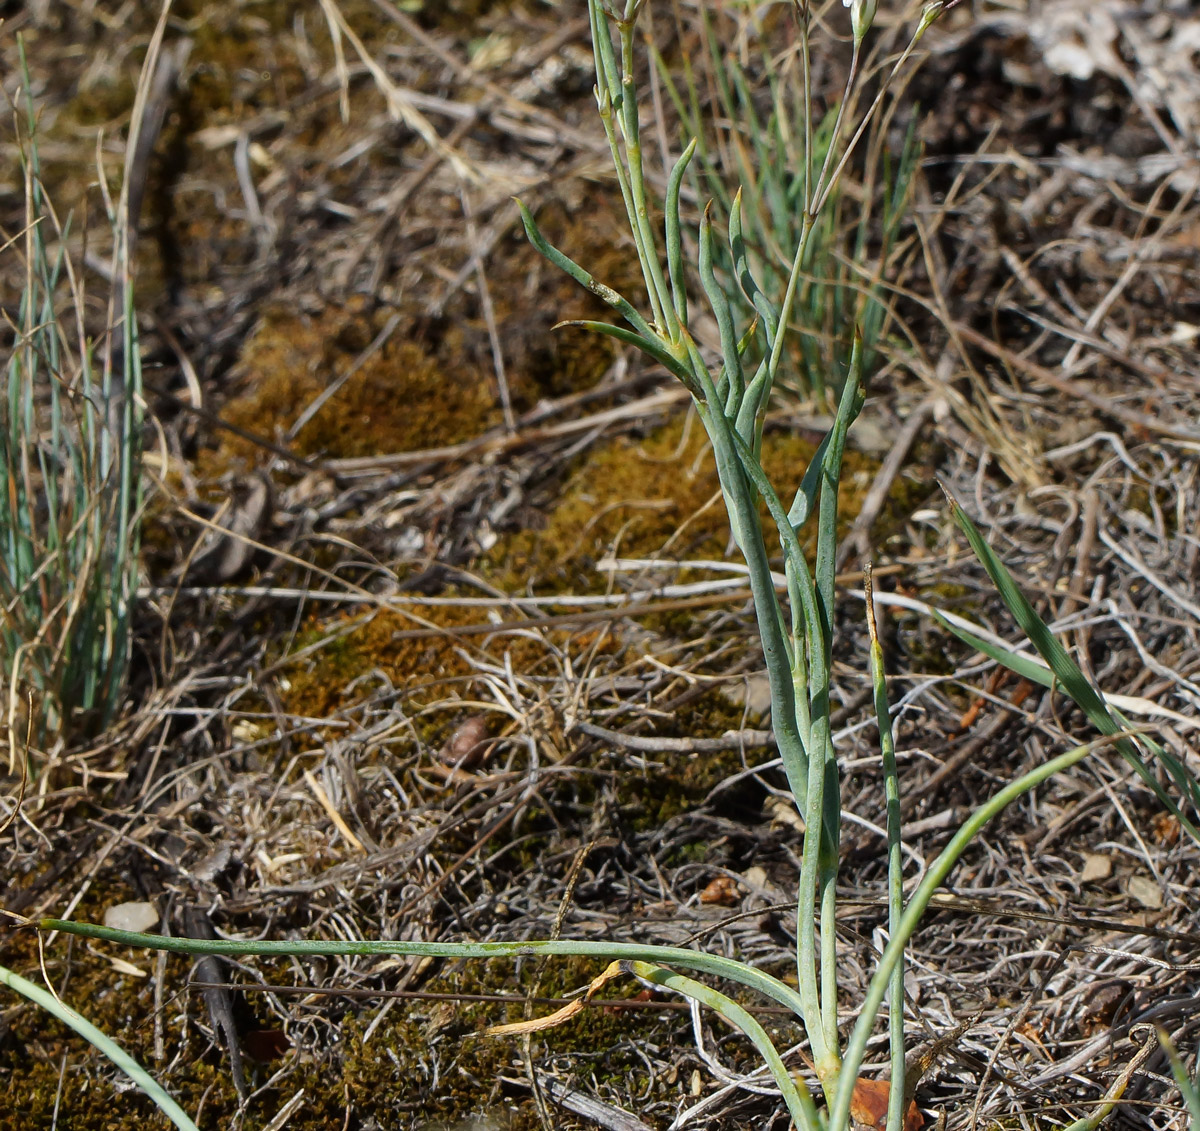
[842, 0, 878, 41]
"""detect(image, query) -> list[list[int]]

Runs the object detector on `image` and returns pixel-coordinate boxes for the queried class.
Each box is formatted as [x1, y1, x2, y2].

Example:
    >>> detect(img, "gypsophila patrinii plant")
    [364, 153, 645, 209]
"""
[20, 2, 1200, 1128]
[0, 40, 143, 755]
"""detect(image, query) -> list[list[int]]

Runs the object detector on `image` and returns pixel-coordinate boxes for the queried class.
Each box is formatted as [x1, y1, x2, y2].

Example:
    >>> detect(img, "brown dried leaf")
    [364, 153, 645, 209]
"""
[486, 960, 628, 1038]
[850, 1078, 923, 1131]
[699, 875, 741, 906]
[1152, 812, 1181, 846]
[1078, 980, 1133, 1038]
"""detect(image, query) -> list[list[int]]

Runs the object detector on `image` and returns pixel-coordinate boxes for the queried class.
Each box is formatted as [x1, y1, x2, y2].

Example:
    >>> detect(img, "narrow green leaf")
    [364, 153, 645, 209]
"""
[516, 199, 658, 343]
[944, 487, 1200, 842]
[664, 138, 697, 330]
[1160, 1029, 1200, 1131]
[626, 961, 820, 1131]
[553, 319, 698, 393]
[40, 918, 810, 1018]
[699, 203, 745, 417]
[0, 962, 200, 1131]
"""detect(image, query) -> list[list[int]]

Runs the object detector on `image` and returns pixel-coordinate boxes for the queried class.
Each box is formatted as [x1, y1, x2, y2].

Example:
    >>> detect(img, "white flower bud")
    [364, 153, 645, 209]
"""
[842, 0, 878, 40]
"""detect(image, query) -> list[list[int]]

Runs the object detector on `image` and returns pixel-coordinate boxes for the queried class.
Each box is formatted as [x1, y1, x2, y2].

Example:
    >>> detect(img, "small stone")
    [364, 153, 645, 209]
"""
[192, 844, 233, 882]
[1080, 853, 1112, 883]
[103, 901, 159, 934]
[1126, 875, 1163, 910]
[767, 796, 806, 834]
[741, 866, 769, 891]
[438, 716, 491, 769]
[722, 675, 772, 719]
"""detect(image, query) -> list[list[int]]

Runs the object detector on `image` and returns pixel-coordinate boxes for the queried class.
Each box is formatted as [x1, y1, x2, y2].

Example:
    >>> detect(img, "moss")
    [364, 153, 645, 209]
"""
[0, 880, 687, 1131]
[173, 0, 347, 118]
[277, 601, 485, 720]
[600, 691, 767, 832]
[206, 302, 499, 469]
[493, 413, 883, 595]
[206, 182, 640, 473]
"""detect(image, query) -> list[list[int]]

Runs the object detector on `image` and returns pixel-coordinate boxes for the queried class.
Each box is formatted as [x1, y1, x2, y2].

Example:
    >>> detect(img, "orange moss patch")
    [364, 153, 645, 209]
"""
[207, 301, 498, 469]
[496, 413, 879, 592]
[207, 185, 644, 472]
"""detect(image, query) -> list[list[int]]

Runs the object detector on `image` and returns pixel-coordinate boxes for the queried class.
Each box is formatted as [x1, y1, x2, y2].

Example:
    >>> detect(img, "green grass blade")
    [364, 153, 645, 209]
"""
[626, 960, 820, 1131]
[665, 137, 697, 330]
[816, 336, 866, 644]
[1160, 1029, 1200, 1131]
[865, 567, 907, 1131]
[729, 190, 779, 349]
[0, 962, 200, 1131]
[699, 204, 746, 417]
[943, 486, 1200, 842]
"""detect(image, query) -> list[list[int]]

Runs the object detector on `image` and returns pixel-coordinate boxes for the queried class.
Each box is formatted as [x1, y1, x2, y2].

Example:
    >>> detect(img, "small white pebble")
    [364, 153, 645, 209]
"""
[103, 901, 160, 934]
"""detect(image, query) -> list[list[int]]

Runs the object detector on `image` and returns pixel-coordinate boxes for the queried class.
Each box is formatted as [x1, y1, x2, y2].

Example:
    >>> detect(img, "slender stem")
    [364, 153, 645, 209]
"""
[696, 402, 807, 793]
[615, 14, 678, 338]
[810, 351, 865, 1053]
[798, 0, 814, 215]
[754, 212, 816, 436]
[724, 428, 834, 1073]
[866, 566, 907, 1131]
[809, 39, 860, 215]
[38, 921, 810, 1019]
[591, 7, 662, 330]
[828, 736, 1112, 1131]
[818, 837, 840, 1065]
[798, 705, 832, 1079]
[812, 11, 940, 220]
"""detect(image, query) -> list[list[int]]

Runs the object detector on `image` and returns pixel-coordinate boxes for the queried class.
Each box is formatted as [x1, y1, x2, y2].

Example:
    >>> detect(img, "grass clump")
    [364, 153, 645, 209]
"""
[654, 1, 921, 399]
[0, 46, 143, 749]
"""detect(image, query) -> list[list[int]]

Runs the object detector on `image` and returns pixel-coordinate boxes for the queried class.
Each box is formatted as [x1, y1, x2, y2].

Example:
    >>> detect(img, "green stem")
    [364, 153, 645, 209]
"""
[811, 7, 942, 220]
[866, 566, 907, 1131]
[828, 736, 1106, 1131]
[37, 923, 809, 1020]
